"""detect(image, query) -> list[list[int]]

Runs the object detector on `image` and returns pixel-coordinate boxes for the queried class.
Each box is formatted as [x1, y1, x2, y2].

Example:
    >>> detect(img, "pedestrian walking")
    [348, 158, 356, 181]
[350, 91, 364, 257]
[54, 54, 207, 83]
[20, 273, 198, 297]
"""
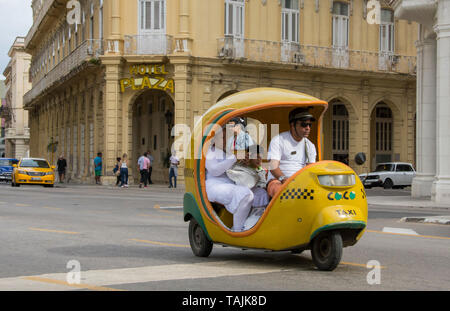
[146, 150, 154, 185]
[113, 157, 121, 186]
[168, 151, 179, 188]
[56, 154, 67, 183]
[94, 152, 103, 185]
[119, 153, 129, 188]
[138, 152, 150, 188]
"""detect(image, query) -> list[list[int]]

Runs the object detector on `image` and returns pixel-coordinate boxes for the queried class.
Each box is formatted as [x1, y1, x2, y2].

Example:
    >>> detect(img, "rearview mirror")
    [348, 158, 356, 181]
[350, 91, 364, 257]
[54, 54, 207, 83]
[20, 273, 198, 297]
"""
[12, 164, 17, 168]
[354, 152, 366, 165]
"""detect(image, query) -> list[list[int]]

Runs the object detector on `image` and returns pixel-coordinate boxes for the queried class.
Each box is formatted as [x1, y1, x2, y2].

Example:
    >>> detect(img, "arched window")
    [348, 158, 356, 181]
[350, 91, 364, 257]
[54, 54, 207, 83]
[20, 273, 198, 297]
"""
[374, 103, 393, 164]
[331, 101, 349, 164]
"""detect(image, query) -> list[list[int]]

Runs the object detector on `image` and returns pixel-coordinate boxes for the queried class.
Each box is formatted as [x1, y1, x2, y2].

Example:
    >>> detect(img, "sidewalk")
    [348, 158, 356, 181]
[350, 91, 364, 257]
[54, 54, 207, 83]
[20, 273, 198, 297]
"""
[367, 195, 450, 210]
[368, 195, 450, 225]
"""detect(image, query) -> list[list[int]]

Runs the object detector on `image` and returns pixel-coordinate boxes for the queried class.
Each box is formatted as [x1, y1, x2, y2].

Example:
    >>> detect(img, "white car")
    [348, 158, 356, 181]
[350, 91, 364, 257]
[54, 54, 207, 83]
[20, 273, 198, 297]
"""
[358, 162, 416, 189]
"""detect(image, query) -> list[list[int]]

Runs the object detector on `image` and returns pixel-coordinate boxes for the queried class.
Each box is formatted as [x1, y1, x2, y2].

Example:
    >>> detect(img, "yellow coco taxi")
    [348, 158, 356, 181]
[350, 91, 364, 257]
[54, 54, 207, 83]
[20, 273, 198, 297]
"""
[12, 158, 55, 187]
[183, 88, 368, 271]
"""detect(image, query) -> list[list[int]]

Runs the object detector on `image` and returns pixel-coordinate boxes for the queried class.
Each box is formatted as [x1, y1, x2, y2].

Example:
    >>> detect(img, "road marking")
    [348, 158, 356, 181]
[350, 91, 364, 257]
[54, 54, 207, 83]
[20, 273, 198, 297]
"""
[15, 203, 31, 207]
[156, 205, 183, 209]
[42, 206, 62, 211]
[153, 204, 183, 215]
[340, 261, 386, 269]
[0, 261, 285, 290]
[130, 238, 190, 248]
[28, 227, 80, 235]
[23, 276, 125, 291]
[382, 227, 418, 235]
[367, 229, 450, 240]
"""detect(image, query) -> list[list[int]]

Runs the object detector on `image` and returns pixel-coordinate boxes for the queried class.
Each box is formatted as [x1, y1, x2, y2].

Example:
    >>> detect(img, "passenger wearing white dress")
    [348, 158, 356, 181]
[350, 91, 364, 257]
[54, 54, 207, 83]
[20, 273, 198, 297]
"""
[205, 130, 253, 232]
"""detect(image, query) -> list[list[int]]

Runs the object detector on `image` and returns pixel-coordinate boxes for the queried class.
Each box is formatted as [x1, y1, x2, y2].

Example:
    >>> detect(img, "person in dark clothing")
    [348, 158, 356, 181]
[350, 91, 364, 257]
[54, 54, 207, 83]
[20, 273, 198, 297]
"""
[113, 157, 121, 186]
[56, 155, 67, 183]
[146, 151, 154, 185]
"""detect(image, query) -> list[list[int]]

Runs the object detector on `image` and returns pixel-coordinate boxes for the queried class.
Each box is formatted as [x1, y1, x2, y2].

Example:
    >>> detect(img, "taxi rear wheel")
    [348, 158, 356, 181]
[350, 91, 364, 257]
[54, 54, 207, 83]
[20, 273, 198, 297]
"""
[311, 231, 343, 271]
[188, 218, 213, 257]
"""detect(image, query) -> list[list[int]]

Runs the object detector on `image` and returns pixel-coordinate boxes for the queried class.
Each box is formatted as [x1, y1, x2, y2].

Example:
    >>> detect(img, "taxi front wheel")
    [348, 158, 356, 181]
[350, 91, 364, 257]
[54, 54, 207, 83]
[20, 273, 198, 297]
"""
[311, 231, 343, 271]
[188, 218, 213, 257]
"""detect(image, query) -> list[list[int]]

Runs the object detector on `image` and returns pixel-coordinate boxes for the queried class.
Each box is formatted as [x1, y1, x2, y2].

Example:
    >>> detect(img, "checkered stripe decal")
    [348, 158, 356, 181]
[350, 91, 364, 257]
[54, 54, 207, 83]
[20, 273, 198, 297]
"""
[280, 188, 315, 201]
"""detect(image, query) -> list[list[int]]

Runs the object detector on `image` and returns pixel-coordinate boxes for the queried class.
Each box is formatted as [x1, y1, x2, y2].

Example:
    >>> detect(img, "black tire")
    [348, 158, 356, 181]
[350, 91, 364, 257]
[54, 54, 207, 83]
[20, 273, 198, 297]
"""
[383, 178, 393, 189]
[188, 218, 213, 257]
[311, 231, 343, 271]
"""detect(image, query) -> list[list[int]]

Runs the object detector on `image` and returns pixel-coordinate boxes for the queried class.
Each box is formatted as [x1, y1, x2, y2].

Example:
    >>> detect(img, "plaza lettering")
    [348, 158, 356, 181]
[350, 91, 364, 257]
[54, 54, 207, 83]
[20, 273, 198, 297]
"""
[120, 63, 174, 93]
[120, 76, 174, 94]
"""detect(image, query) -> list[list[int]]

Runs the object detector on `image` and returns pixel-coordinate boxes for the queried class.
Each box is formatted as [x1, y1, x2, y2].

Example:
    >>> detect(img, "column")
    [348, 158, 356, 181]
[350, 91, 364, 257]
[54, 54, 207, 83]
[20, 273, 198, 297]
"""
[412, 26, 437, 198]
[172, 56, 192, 185]
[102, 57, 123, 185]
[432, 1, 450, 203]
[360, 80, 371, 174]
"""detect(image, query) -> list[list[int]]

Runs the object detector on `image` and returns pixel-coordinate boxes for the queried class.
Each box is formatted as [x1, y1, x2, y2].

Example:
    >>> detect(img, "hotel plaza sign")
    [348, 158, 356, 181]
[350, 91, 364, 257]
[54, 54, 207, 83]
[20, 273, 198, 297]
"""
[119, 64, 175, 94]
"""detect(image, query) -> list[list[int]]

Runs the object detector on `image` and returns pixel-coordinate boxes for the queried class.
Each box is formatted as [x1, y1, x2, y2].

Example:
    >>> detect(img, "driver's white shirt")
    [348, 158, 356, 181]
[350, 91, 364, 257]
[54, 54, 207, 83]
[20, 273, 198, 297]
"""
[267, 131, 316, 181]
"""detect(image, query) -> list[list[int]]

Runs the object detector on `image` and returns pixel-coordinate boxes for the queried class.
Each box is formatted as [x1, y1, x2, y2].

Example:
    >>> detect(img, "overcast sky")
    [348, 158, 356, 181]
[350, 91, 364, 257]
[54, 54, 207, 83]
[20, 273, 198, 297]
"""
[0, 0, 33, 80]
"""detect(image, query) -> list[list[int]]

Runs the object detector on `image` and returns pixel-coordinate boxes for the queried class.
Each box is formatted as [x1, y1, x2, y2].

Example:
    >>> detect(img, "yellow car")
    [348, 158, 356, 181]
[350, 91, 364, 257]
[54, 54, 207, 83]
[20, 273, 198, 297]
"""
[12, 158, 55, 187]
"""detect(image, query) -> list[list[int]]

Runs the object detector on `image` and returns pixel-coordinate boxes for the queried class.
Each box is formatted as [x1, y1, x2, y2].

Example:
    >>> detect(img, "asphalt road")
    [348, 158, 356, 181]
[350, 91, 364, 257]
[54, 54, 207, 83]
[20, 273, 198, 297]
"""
[0, 182, 448, 291]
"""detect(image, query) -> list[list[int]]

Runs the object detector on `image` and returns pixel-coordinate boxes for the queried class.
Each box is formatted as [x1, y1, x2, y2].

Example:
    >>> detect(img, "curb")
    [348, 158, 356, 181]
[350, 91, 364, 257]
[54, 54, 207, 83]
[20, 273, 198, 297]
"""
[400, 216, 450, 225]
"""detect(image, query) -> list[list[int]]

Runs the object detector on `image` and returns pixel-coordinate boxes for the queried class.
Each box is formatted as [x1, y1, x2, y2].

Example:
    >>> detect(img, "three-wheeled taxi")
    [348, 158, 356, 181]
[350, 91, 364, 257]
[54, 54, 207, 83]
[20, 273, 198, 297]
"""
[183, 88, 368, 271]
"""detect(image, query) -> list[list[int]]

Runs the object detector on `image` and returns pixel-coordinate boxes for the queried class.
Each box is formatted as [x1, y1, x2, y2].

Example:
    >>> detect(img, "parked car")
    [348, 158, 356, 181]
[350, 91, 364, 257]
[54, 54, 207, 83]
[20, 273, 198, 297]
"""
[0, 158, 19, 182]
[11, 158, 55, 187]
[358, 162, 416, 189]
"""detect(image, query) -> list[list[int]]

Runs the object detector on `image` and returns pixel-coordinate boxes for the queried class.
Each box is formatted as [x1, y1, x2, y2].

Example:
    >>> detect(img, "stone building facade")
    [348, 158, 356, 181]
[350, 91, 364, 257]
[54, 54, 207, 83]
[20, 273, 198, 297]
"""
[2, 37, 31, 159]
[24, 0, 417, 185]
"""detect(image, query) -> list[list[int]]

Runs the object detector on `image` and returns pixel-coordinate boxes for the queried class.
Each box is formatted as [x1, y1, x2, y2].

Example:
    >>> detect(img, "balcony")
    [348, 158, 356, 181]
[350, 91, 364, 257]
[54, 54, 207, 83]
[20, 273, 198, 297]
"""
[124, 34, 174, 55]
[26, 0, 61, 48]
[24, 39, 103, 106]
[217, 37, 416, 75]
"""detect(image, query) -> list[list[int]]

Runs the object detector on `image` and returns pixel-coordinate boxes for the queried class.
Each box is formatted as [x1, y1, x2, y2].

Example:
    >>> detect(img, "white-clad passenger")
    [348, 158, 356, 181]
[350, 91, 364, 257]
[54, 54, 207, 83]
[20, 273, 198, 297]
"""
[205, 127, 253, 232]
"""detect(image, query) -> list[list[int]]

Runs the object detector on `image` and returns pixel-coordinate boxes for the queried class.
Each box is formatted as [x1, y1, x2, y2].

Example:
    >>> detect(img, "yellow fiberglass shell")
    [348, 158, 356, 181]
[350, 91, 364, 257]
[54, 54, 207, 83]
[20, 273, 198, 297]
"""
[183, 88, 366, 250]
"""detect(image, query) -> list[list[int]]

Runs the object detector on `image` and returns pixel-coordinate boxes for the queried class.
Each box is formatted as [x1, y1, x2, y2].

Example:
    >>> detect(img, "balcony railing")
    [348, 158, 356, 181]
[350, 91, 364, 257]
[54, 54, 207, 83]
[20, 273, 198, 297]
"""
[24, 39, 103, 106]
[217, 37, 416, 75]
[124, 34, 174, 55]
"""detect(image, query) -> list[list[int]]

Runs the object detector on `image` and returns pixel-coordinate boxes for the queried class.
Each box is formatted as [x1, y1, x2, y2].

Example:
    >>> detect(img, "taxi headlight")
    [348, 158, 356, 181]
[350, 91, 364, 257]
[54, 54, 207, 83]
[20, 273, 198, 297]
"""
[45, 172, 54, 176]
[18, 170, 28, 175]
[318, 174, 356, 187]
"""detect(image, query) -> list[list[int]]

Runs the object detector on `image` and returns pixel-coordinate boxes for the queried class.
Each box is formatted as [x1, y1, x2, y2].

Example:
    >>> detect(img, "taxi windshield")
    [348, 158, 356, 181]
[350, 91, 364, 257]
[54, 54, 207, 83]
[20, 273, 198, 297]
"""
[20, 159, 50, 168]
[375, 164, 394, 172]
